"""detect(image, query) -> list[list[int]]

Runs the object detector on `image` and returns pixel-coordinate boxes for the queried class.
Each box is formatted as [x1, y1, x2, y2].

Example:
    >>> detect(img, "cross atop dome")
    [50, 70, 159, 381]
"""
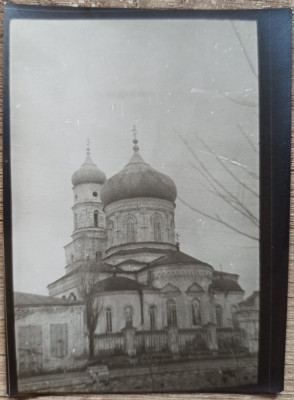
[86, 138, 91, 156]
[132, 125, 139, 152]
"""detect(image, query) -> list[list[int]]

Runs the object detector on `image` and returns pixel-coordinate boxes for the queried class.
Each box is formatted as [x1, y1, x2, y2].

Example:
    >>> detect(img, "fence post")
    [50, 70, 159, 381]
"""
[167, 327, 179, 354]
[204, 323, 218, 352]
[124, 328, 136, 356]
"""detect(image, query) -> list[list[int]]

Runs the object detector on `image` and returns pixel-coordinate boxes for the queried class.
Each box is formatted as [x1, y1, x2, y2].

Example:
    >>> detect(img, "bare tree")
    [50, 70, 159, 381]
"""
[177, 23, 259, 242]
[79, 260, 104, 360]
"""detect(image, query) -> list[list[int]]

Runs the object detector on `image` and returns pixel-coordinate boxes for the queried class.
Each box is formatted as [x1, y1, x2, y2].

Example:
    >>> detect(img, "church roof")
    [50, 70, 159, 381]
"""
[213, 270, 239, 281]
[103, 247, 167, 260]
[47, 261, 114, 287]
[86, 260, 116, 273]
[14, 292, 81, 306]
[71, 149, 106, 186]
[149, 250, 213, 269]
[94, 276, 145, 293]
[115, 259, 147, 267]
[210, 278, 244, 293]
[100, 134, 177, 206]
[238, 291, 259, 307]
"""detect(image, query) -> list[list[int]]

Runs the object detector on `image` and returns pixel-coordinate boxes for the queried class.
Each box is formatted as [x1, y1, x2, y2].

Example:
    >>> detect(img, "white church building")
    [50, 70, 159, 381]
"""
[14, 133, 259, 376]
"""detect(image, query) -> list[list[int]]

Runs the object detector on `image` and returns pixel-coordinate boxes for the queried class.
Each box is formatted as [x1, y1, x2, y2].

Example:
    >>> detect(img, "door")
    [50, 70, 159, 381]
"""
[18, 325, 43, 376]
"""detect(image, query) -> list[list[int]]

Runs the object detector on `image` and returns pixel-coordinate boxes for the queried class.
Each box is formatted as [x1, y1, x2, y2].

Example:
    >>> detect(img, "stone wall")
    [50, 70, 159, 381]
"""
[237, 293, 259, 354]
[64, 232, 106, 267]
[213, 292, 245, 328]
[14, 304, 87, 376]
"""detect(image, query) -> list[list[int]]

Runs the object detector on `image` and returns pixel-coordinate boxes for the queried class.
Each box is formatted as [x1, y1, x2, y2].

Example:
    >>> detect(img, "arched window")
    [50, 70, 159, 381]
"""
[149, 305, 156, 330]
[106, 308, 112, 333]
[94, 210, 99, 227]
[215, 304, 223, 327]
[152, 214, 162, 242]
[167, 299, 177, 327]
[126, 217, 136, 242]
[62, 295, 66, 301]
[74, 213, 78, 230]
[71, 254, 74, 263]
[192, 298, 201, 325]
[107, 220, 114, 247]
[124, 306, 133, 328]
[231, 305, 238, 329]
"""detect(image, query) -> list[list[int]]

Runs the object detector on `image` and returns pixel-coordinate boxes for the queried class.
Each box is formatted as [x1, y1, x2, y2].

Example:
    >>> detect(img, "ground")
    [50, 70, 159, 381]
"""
[18, 355, 258, 394]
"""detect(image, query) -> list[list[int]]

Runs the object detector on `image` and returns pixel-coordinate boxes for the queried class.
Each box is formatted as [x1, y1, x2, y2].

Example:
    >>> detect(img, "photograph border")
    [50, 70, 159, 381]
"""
[3, 4, 292, 395]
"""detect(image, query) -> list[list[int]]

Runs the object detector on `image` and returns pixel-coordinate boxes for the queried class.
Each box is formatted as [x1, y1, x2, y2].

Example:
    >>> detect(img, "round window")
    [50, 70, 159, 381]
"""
[93, 192, 98, 197]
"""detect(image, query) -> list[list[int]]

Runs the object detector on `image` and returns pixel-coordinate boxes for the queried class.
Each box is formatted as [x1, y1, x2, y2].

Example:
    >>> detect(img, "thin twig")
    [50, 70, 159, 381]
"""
[237, 124, 258, 154]
[231, 21, 258, 79]
[197, 135, 259, 199]
[189, 161, 258, 226]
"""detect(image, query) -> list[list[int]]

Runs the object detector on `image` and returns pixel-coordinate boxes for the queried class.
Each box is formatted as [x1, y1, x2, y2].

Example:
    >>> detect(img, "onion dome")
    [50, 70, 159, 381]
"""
[71, 142, 106, 186]
[101, 127, 177, 206]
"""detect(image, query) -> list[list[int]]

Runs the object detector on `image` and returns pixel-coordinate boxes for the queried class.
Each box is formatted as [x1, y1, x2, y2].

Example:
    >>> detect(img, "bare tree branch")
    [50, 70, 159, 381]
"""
[189, 160, 258, 226]
[178, 195, 259, 242]
[237, 124, 258, 154]
[197, 135, 259, 198]
[200, 150, 259, 180]
[225, 94, 257, 109]
[231, 21, 258, 79]
[179, 135, 258, 224]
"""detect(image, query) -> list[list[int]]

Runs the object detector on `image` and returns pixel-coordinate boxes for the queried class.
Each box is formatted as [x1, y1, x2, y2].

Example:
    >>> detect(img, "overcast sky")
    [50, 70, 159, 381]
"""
[9, 17, 259, 296]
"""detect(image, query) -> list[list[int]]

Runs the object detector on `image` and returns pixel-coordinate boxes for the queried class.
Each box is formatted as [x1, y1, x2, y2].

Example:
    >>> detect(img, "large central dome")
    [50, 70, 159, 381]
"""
[101, 136, 177, 207]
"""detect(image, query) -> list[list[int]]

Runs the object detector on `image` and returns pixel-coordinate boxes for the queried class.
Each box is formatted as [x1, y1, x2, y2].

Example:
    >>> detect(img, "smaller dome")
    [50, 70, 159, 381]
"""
[72, 155, 106, 186]
[210, 278, 244, 293]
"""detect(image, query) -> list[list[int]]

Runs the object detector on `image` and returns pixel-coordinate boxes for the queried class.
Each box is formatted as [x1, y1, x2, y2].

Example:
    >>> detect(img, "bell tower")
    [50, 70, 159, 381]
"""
[64, 141, 107, 273]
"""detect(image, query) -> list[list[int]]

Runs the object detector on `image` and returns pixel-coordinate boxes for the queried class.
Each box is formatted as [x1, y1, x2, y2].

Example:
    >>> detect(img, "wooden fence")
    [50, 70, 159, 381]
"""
[178, 328, 205, 352]
[216, 328, 242, 349]
[94, 333, 125, 356]
[135, 330, 168, 353]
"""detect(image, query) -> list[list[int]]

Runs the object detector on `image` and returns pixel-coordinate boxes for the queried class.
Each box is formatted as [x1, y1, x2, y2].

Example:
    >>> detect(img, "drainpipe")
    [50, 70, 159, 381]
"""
[138, 289, 144, 325]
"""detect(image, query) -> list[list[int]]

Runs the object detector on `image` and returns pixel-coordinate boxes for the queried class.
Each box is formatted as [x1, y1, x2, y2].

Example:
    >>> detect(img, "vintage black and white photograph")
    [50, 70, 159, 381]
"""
[8, 11, 260, 393]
